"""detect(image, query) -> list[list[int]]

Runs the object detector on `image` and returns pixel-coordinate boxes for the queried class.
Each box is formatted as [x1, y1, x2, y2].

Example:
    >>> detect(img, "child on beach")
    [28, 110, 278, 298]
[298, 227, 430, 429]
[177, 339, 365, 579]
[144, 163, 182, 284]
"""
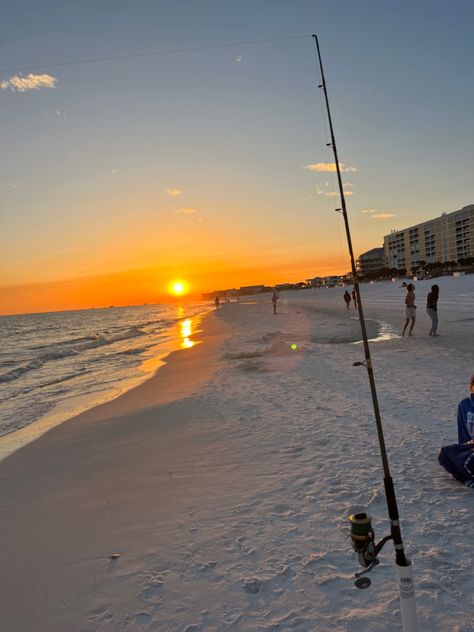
[343, 290, 351, 310]
[272, 291, 279, 315]
[438, 375, 474, 488]
[402, 283, 416, 336]
[426, 284, 440, 336]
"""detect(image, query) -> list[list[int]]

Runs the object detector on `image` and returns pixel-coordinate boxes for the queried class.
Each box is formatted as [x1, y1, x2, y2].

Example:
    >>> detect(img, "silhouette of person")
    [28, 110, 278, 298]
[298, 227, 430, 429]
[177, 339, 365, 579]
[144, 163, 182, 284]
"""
[351, 288, 357, 309]
[426, 284, 439, 336]
[343, 290, 351, 310]
[402, 283, 416, 336]
[272, 291, 279, 315]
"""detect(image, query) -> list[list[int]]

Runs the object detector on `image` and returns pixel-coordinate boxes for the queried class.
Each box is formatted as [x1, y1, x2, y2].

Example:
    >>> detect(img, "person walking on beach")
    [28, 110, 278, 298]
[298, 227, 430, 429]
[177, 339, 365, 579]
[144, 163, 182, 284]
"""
[214, 295, 220, 308]
[343, 290, 351, 310]
[402, 283, 416, 336]
[426, 284, 440, 336]
[272, 291, 279, 315]
[351, 288, 358, 309]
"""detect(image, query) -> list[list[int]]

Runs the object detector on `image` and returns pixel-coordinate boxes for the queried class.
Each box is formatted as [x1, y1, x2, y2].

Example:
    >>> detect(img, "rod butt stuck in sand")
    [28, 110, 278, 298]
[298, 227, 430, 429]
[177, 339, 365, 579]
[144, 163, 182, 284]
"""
[311, 34, 419, 632]
[397, 560, 418, 632]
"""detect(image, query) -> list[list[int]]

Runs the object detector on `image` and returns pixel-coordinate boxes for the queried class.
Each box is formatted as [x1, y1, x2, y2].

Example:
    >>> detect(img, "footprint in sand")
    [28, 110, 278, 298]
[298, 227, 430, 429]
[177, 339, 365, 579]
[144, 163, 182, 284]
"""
[243, 578, 262, 594]
[87, 607, 113, 626]
[141, 582, 163, 601]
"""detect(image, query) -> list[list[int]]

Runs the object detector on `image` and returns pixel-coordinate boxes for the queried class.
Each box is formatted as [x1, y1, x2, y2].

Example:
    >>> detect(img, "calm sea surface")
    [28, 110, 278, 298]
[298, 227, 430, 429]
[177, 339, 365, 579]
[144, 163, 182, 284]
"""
[0, 302, 209, 458]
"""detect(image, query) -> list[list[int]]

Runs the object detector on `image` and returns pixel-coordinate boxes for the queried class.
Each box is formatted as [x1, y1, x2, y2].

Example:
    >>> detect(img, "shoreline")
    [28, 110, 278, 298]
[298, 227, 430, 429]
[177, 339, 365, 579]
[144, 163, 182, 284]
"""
[0, 307, 213, 462]
[0, 308, 231, 631]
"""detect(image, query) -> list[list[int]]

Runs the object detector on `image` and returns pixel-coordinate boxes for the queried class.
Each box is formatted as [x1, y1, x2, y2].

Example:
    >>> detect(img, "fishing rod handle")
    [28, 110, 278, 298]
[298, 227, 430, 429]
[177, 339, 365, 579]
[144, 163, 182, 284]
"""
[397, 560, 419, 632]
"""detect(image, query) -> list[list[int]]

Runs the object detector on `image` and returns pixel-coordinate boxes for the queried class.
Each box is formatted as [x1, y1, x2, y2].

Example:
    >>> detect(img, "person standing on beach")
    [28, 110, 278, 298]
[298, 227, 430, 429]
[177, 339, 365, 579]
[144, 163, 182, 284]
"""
[272, 291, 279, 315]
[402, 283, 416, 336]
[214, 295, 220, 308]
[351, 288, 358, 309]
[426, 284, 440, 336]
[343, 290, 351, 310]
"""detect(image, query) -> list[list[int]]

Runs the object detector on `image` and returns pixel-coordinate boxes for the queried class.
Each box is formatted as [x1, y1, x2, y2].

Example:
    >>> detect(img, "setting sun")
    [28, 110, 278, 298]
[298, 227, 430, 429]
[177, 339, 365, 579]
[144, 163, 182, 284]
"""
[168, 279, 190, 296]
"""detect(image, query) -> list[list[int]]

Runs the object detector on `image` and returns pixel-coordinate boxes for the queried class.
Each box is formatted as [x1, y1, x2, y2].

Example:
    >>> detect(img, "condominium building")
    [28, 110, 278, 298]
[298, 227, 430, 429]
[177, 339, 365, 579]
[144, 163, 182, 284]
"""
[384, 204, 474, 271]
[357, 247, 385, 275]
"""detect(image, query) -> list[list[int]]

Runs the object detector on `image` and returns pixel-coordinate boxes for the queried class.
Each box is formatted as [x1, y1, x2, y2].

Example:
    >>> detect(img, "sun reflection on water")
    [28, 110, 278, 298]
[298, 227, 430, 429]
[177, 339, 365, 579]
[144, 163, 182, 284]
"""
[180, 318, 195, 349]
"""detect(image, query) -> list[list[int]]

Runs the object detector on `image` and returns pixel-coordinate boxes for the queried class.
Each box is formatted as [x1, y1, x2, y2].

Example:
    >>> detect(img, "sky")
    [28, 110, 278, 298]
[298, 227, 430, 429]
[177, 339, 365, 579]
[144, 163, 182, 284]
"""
[1, 0, 473, 314]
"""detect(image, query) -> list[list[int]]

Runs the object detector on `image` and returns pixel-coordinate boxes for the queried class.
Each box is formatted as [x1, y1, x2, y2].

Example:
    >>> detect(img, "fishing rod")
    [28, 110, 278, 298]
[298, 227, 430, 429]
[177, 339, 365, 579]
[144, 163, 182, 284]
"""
[312, 35, 418, 631]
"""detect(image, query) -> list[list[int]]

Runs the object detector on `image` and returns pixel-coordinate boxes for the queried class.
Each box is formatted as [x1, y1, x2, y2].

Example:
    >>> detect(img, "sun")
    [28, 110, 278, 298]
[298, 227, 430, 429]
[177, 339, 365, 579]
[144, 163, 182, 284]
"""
[168, 279, 190, 296]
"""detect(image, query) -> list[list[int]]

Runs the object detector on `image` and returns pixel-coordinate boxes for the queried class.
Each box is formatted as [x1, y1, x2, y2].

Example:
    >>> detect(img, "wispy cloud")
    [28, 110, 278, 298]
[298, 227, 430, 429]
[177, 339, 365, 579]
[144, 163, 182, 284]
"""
[172, 207, 197, 215]
[165, 188, 182, 197]
[362, 208, 396, 219]
[303, 162, 358, 173]
[0, 73, 57, 92]
[315, 186, 353, 198]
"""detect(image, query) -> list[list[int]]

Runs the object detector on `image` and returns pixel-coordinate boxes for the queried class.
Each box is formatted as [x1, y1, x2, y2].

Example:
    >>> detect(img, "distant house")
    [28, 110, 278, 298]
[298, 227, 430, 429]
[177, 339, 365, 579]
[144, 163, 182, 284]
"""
[239, 285, 268, 295]
[306, 276, 324, 287]
[357, 247, 386, 275]
[322, 275, 345, 287]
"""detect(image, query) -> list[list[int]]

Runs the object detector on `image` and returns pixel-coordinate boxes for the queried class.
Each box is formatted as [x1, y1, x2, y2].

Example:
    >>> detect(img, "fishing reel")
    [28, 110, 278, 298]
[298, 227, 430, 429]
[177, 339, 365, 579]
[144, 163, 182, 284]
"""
[348, 512, 392, 589]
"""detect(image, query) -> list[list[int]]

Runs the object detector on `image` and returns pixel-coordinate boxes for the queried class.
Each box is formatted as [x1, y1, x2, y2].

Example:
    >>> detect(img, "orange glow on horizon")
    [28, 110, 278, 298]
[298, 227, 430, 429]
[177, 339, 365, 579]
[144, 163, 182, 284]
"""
[0, 253, 354, 315]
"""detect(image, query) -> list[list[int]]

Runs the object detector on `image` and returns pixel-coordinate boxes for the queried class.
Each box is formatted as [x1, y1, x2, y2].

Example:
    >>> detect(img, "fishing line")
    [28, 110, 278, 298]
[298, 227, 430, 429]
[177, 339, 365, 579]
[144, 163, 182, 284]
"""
[0, 34, 311, 75]
[315, 82, 347, 275]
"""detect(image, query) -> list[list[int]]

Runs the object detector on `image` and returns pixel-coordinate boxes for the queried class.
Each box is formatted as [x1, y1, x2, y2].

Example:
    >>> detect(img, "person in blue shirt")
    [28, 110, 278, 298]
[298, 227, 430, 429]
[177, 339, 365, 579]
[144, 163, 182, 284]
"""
[457, 374, 474, 444]
[438, 375, 474, 488]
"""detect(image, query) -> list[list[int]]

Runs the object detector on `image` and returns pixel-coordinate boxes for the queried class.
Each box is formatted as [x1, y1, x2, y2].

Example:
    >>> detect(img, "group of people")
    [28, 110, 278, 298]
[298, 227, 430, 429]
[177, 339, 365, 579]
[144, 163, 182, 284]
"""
[343, 289, 358, 310]
[401, 282, 439, 337]
[342, 282, 441, 337]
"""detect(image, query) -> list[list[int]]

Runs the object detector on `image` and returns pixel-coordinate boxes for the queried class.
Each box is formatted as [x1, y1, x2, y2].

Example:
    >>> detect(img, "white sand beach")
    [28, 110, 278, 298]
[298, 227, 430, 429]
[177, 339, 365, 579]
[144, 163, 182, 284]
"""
[0, 275, 473, 632]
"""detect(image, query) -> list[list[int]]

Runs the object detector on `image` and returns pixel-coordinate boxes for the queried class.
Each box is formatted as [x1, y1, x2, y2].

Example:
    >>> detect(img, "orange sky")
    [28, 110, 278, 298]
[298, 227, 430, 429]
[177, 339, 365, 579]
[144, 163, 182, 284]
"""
[0, 255, 350, 315]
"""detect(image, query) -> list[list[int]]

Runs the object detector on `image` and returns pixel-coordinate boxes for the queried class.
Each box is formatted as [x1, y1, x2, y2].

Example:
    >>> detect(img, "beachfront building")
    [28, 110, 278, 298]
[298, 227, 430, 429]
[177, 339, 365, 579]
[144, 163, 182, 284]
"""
[239, 285, 268, 295]
[306, 276, 324, 287]
[384, 204, 474, 272]
[356, 247, 386, 275]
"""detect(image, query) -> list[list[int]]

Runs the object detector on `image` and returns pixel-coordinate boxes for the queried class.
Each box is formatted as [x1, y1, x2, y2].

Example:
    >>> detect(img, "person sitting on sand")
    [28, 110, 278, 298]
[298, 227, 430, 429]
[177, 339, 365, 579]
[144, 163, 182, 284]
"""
[426, 284, 440, 337]
[272, 291, 279, 315]
[402, 283, 416, 336]
[457, 374, 474, 444]
[438, 375, 474, 488]
[343, 290, 351, 310]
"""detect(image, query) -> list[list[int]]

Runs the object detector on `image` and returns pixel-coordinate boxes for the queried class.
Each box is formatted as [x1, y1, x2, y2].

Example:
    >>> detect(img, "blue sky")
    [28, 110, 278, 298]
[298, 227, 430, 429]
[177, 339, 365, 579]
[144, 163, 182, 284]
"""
[1, 0, 473, 304]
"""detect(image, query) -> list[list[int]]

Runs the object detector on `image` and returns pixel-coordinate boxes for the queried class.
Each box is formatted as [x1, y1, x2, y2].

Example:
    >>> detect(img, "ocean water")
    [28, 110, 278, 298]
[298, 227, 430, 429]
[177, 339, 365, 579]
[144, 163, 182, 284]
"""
[0, 302, 209, 456]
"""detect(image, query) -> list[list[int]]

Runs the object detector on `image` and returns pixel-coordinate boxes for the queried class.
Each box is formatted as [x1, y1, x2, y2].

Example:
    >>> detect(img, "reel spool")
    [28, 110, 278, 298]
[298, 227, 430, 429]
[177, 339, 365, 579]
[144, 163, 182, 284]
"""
[348, 512, 392, 589]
